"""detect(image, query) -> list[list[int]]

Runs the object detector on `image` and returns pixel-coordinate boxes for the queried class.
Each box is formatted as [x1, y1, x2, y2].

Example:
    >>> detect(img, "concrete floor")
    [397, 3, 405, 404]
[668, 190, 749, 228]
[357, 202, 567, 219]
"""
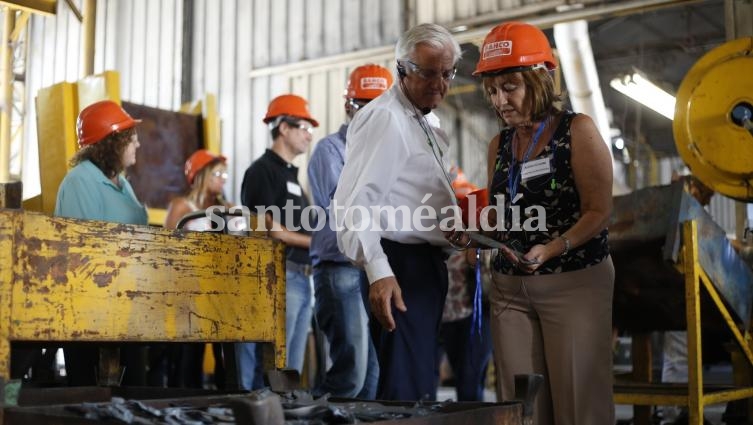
[437, 363, 734, 424]
[435, 387, 727, 424]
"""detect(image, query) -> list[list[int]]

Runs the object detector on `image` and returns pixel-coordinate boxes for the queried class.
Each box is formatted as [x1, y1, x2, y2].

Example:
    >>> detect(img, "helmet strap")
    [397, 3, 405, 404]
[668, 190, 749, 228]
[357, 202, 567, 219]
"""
[268, 115, 286, 131]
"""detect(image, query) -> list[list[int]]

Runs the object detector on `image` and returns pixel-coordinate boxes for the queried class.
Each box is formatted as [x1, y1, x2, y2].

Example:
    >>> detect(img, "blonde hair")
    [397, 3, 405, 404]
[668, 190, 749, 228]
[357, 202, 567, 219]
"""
[187, 160, 226, 209]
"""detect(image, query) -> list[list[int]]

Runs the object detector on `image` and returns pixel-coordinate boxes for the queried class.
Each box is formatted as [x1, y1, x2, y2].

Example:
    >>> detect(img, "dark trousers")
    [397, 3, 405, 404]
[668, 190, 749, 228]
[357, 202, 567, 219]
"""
[376, 239, 448, 401]
[438, 311, 493, 401]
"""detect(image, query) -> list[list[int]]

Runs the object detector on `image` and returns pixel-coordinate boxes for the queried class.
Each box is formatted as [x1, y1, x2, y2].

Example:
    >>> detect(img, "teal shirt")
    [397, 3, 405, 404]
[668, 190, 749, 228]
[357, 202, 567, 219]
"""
[54, 160, 148, 225]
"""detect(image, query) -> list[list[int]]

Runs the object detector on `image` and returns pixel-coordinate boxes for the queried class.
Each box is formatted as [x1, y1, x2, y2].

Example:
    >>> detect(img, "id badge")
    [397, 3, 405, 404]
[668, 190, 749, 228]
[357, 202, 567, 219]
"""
[287, 181, 302, 196]
[520, 156, 551, 181]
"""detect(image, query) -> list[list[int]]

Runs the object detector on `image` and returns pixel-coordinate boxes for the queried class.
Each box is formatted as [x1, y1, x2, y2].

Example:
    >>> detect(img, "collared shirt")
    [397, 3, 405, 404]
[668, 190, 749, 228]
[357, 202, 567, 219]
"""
[241, 149, 311, 265]
[54, 160, 148, 225]
[307, 124, 350, 266]
[333, 84, 455, 284]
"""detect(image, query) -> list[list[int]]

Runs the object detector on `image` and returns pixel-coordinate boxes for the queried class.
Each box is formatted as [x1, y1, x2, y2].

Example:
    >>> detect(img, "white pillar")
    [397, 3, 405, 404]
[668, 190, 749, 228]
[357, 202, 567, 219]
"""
[553, 20, 611, 149]
[554, 19, 629, 194]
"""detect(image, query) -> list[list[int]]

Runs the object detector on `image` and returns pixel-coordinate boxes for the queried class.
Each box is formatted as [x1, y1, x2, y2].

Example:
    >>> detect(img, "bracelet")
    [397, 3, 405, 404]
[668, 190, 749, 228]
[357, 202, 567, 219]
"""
[559, 235, 571, 256]
[451, 233, 472, 251]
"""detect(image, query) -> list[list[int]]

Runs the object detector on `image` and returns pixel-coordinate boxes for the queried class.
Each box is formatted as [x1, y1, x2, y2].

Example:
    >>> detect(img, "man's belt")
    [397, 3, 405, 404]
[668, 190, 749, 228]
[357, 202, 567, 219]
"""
[286, 260, 312, 276]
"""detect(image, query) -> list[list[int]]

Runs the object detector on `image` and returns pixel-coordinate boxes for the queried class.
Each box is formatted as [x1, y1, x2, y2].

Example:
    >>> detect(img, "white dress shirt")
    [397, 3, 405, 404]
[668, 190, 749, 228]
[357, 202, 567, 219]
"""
[333, 84, 455, 284]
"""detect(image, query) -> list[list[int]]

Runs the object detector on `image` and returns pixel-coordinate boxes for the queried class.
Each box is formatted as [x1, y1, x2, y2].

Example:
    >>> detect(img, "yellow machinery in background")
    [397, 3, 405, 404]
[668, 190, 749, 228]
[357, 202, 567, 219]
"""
[612, 37, 753, 425]
[674, 37, 753, 201]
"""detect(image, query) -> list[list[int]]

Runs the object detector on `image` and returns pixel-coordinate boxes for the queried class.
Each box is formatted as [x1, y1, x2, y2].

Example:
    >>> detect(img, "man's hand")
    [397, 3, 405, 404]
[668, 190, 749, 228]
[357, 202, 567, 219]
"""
[369, 276, 407, 332]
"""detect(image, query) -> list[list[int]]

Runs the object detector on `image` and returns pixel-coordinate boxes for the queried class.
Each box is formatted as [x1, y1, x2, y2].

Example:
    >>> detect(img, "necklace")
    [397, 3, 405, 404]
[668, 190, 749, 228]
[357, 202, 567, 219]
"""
[507, 116, 550, 204]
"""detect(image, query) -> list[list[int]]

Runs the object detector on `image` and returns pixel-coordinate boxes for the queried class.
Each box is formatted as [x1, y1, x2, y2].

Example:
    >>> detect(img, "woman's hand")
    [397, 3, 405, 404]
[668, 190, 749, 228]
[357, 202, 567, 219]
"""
[496, 243, 540, 272]
[516, 244, 548, 274]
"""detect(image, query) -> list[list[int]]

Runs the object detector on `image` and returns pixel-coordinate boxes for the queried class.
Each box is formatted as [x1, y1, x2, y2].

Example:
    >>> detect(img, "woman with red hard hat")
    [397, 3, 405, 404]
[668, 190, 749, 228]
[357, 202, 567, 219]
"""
[161, 149, 232, 388]
[446, 22, 614, 424]
[165, 149, 231, 230]
[54, 99, 147, 386]
[56, 99, 146, 224]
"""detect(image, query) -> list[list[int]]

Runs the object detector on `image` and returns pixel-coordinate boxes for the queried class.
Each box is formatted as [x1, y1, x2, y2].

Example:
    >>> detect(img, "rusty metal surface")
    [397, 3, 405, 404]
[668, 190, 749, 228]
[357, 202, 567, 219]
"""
[667, 187, 753, 327]
[609, 182, 680, 249]
[610, 183, 694, 331]
[0, 182, 21, 209]
[610, 181, 753, 332]
[122, 102, 203, 210]
[0, 208, 287, 386]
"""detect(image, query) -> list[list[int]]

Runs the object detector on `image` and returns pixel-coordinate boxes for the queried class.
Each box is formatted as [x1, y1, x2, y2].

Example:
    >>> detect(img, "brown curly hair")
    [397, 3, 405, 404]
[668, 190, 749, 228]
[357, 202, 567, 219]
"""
[70, 128, 136, 178]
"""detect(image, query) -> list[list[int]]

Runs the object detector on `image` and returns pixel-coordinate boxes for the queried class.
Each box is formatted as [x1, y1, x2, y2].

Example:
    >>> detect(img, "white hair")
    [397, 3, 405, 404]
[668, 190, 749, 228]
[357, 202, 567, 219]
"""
[395, 23, 462, 64]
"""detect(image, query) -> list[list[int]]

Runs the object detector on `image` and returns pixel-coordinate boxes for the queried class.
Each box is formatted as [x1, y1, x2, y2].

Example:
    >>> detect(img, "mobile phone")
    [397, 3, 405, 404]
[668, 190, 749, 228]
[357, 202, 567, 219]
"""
[468, 233, 539, 264]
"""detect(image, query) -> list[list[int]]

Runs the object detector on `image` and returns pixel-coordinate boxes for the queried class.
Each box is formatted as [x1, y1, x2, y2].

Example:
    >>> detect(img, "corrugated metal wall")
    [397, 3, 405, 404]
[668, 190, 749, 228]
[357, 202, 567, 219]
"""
[193, 0, 407, 200]
[21, 0, 570, 203]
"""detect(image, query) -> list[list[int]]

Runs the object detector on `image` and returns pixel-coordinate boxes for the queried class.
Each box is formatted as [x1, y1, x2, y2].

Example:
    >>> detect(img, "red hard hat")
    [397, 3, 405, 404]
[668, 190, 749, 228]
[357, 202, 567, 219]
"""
[451, 168, 480, 200]
[263, 94, 319, 127]
[185, 149, 227, 185]
[346, 64, 394, 100]
[77, 100, 141, 147]
[473, 21, 557, 76]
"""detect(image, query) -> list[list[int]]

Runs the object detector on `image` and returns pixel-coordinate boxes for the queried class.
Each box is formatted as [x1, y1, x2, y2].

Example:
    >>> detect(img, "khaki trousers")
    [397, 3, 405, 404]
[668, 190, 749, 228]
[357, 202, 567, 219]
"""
[489, 256, 615, 425]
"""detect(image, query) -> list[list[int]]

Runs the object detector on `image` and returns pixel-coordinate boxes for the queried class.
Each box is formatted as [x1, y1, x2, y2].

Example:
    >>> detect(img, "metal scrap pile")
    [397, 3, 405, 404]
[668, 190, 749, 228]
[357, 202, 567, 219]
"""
[64, 389, 444, 424]
[66, 397, 235, 424]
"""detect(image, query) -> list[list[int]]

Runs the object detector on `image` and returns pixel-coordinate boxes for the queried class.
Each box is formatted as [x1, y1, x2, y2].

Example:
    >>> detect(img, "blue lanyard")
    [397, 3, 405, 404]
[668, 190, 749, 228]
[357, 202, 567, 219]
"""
[471, 248, 483, 337]
[507, 118, 549, 204]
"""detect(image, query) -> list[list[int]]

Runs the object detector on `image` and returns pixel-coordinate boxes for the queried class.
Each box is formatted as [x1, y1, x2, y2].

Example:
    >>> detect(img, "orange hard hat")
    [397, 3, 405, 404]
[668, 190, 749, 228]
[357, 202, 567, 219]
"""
[346, 64, 394, 100]
[263, 94, 319, 127]
[459, 188, 488, 227]
[77, 100, 141, 147]
[185, 149, 227, 185]
[451, 168, 480, 200]
[473, 21, 557, 76]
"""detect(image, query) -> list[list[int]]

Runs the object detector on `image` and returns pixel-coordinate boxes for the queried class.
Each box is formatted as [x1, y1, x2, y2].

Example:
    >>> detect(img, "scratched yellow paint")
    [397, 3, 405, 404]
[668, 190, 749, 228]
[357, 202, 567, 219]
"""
[0, 209, 286, 383]
[0, 210, 17, 385]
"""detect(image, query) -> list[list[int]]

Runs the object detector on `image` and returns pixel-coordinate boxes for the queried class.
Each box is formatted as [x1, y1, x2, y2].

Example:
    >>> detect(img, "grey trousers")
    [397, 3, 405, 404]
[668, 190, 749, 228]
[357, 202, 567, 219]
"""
[489, 256, 615, 425]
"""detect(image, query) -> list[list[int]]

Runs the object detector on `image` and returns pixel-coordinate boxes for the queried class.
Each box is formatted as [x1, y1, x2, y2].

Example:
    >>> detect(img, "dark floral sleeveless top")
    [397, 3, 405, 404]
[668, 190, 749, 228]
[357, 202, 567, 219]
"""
[490, 110, 609, 275]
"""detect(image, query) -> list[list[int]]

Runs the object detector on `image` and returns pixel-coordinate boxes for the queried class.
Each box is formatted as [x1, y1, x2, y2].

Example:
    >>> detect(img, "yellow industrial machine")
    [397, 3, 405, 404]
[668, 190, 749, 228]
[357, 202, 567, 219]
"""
[0, 70, 288, 422]
[613, 37, 753, 425]
[674, 37, 753, 201]
[0, 208, 286, 377]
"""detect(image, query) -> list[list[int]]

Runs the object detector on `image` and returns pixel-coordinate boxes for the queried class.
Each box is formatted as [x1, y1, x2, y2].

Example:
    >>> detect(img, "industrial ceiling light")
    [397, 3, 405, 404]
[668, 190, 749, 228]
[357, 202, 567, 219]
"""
[610, 72, 676, 120]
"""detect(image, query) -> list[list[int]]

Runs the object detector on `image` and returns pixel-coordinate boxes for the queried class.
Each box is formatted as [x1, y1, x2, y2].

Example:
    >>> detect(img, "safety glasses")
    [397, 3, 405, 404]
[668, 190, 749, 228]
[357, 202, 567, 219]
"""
[400, 60, 457, 82]
[295, 122, 315, 135]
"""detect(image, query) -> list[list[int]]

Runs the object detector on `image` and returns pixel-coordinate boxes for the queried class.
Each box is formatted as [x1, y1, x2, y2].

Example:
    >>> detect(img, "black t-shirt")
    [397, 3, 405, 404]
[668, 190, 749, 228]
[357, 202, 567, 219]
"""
[241, 149, 311, 265]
